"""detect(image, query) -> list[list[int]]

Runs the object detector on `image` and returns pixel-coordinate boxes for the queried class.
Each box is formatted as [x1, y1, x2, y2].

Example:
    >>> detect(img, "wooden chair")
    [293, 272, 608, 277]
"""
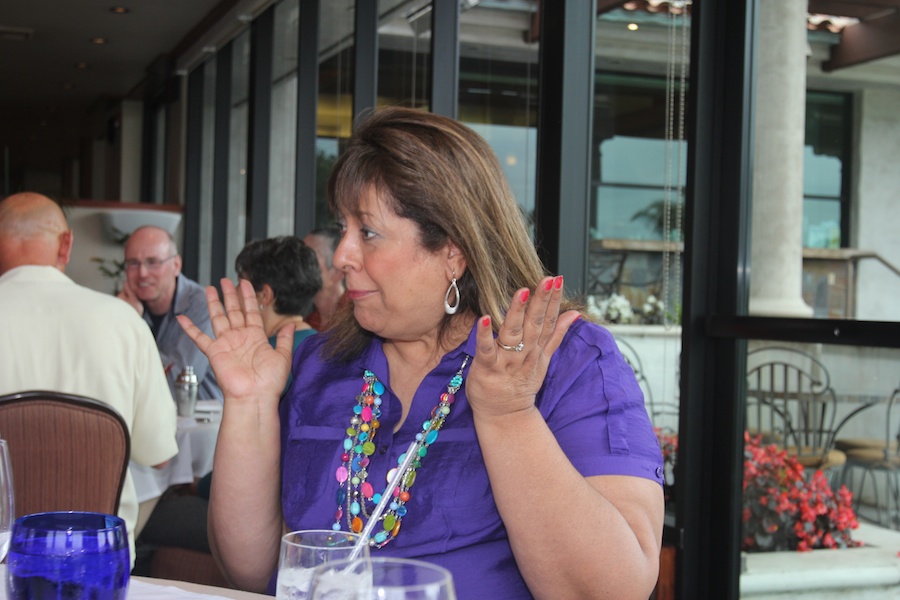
[746, 346, 846, 475]
[839, 387, 900, 528]
[0, 390, 130, 517]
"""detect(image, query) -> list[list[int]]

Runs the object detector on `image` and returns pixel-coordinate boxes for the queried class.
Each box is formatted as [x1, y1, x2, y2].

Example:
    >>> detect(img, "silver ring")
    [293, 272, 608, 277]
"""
[496, 340, 524, 352]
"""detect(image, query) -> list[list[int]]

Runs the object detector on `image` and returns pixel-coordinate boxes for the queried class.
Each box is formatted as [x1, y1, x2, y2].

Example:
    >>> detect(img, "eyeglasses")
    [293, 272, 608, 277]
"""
[123, 256, 176, 271]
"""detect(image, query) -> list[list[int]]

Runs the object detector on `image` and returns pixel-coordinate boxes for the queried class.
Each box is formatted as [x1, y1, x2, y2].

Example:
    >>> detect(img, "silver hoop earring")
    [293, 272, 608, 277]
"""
[444, 277, 460, 315]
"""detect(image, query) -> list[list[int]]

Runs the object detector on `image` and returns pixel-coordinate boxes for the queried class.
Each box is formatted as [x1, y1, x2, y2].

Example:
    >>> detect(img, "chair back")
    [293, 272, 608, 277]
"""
[617, 337, 679, 430]
[746, 346, 839, 468]
[0, 390, 130, 518]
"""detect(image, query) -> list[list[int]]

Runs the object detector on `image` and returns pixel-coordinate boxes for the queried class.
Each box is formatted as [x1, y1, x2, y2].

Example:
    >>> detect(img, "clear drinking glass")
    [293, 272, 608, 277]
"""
[276, 529, 368, 600]
[6, 511, 130, 600]
[0, 439, 13, 562]
[307, 557, 457, 600]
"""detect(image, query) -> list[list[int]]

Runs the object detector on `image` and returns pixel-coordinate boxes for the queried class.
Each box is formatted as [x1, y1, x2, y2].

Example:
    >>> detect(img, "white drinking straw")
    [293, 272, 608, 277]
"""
[347, 440, 419, 561]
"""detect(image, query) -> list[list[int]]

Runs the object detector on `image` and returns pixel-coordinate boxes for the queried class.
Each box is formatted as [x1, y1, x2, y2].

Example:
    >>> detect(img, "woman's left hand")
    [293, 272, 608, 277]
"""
[466, 275, 582, 420]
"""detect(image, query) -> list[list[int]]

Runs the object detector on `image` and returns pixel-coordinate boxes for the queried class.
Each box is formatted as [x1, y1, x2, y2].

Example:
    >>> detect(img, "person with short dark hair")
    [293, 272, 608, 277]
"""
[235, 235, 322, 384]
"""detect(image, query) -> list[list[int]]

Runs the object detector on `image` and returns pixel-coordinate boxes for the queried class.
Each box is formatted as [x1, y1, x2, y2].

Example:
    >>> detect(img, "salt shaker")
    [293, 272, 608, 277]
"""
[175, 365, 199, 417]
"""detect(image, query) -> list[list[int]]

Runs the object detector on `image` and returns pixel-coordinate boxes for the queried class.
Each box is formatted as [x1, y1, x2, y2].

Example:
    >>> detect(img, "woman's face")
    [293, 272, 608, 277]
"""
[334, 187, 455, 342]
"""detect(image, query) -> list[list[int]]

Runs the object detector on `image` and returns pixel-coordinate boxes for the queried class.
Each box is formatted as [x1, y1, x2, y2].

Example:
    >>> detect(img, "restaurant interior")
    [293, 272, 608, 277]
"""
[1, 0, 899, 598]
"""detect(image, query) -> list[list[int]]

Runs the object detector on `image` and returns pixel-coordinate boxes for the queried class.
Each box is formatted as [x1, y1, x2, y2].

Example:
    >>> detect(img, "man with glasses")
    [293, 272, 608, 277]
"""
[118, 226, 222, 400]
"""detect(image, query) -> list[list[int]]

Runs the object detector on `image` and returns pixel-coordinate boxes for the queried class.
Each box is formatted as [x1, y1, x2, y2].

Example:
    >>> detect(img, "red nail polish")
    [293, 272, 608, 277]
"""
[555, 276, 564, 290]
[543, 279, 553, 291]
[481, 316, 491, 328]
[521, 289, 530, 303]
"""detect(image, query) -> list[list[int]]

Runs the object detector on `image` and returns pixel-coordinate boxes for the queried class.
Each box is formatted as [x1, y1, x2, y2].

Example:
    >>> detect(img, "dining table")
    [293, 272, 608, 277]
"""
[132, 401, 222, 504]
[0, 565, 268, 599]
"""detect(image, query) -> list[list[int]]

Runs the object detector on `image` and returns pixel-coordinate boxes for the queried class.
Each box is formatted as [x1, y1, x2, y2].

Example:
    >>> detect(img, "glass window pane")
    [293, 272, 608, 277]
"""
[227, 29, 251, 282]
[803, 91, 849, 249]
[152, 104, 166, 204]
[197, 56, 217, 286]
[378, 0, 431, 110]
[459, 2, 539, 217]
[589, 6, 688, 327]
[803, 144, 842, 198]
[269, 0, 300, 236]
[802, 198, 841, 249]
[315, 0, 355, 228]
[740, 342, 899, 590]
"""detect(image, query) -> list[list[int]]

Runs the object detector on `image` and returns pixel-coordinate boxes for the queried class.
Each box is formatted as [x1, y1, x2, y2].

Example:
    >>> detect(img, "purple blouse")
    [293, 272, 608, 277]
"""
[275, 318, 663, 598]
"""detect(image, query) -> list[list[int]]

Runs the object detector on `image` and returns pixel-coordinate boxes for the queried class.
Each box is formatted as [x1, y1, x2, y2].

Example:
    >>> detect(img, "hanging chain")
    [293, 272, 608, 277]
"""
[673, 2, 689, 331]
[662, 1, 690, 331]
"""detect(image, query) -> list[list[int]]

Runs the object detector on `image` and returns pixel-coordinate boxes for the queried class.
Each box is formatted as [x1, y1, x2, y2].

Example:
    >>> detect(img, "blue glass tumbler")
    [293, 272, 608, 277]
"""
[6, 511, 130, 600]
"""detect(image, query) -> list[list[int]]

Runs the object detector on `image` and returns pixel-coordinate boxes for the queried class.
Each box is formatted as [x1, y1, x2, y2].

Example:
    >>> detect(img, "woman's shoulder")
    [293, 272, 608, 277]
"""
[544, 317, 631, 385]
[559, 316, 619, 355]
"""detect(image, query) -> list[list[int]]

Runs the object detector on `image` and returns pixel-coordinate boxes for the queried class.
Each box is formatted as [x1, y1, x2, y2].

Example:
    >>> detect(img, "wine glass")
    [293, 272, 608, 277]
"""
[6, 511, 130, 599]
[307, 557, 456, 600]
[276, 530, 368, 599]
[0, 439, 13, 562]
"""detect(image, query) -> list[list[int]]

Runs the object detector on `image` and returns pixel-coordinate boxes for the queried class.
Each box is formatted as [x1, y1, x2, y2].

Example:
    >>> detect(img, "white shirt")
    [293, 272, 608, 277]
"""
[0, 265, 178, 566]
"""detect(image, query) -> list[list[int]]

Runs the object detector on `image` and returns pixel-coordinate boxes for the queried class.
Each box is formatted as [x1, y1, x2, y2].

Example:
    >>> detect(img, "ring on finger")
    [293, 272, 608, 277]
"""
[496, 339, 525, 352]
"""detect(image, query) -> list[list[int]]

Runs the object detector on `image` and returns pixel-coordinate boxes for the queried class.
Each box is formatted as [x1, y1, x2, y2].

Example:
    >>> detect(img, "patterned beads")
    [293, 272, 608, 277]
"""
[332, 355, 470, 549]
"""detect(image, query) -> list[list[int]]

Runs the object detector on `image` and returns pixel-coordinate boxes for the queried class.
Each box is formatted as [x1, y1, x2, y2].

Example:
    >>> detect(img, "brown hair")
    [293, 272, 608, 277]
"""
[323, 106, 580, 361]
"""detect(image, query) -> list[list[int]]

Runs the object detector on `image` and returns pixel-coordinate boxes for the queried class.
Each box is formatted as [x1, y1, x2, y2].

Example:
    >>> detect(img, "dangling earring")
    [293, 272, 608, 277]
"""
[444, 275, 460, 315]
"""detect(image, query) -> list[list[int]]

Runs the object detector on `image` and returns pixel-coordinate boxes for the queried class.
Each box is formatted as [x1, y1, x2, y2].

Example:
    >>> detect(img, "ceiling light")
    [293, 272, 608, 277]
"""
[110, 6, 129, 14]
[627, 23, 639, 31]
[90, 37, 107, 45]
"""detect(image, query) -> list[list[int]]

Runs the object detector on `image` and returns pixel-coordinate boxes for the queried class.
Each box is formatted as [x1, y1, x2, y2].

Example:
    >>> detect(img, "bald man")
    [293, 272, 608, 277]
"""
[117, 226, 221, 400]
[0, 192, 178, 568]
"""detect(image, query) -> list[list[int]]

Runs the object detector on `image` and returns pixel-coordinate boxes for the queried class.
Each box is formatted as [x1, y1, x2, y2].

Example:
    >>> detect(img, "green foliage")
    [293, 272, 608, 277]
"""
[91, 226, 129, 294]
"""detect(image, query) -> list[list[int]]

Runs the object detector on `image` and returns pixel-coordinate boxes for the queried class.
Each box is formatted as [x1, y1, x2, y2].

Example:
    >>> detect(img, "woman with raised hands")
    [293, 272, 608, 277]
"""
[179, 106, 664, 599]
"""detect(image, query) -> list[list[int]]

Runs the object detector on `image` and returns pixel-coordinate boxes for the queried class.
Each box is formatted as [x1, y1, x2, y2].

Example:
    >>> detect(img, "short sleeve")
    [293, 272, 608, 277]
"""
[537, 319, 665, 486]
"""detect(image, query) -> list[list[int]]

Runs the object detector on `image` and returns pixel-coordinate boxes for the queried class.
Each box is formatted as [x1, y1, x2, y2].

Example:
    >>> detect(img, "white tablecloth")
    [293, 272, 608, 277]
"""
[131, 407, 221, 503]
[0, 565, 267, 599]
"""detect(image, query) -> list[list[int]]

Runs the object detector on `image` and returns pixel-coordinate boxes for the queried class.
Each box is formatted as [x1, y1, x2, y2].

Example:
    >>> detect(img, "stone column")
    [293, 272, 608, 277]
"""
[749, 0, 814, 317]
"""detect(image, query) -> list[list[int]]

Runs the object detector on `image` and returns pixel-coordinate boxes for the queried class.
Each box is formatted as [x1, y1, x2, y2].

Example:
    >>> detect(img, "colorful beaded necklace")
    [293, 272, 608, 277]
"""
[332, 354, 471, 548]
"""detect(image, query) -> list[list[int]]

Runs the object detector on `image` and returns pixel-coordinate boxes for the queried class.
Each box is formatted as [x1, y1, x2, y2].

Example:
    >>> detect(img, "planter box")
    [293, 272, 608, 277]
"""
[740, 522, 900, 598]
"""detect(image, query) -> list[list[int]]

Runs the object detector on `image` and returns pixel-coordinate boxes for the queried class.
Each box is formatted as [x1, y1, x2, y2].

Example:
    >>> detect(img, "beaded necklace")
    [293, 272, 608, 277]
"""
[332, 354, 471, 548]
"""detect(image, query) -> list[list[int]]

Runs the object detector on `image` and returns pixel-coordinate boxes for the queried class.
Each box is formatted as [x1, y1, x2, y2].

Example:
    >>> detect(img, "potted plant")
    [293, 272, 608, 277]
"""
[654, 430, 862, 552]
[91, 227, 129, 294]
[741, 432, 860, 552]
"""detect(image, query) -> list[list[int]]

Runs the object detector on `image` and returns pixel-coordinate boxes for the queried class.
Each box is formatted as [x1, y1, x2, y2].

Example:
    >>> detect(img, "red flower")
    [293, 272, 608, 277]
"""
[659, 431, 862, 553]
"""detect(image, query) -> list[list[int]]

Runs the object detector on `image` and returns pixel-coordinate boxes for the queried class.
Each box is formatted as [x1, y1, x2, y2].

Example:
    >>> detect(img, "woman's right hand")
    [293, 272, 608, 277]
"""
[177, 278, 293, 402]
